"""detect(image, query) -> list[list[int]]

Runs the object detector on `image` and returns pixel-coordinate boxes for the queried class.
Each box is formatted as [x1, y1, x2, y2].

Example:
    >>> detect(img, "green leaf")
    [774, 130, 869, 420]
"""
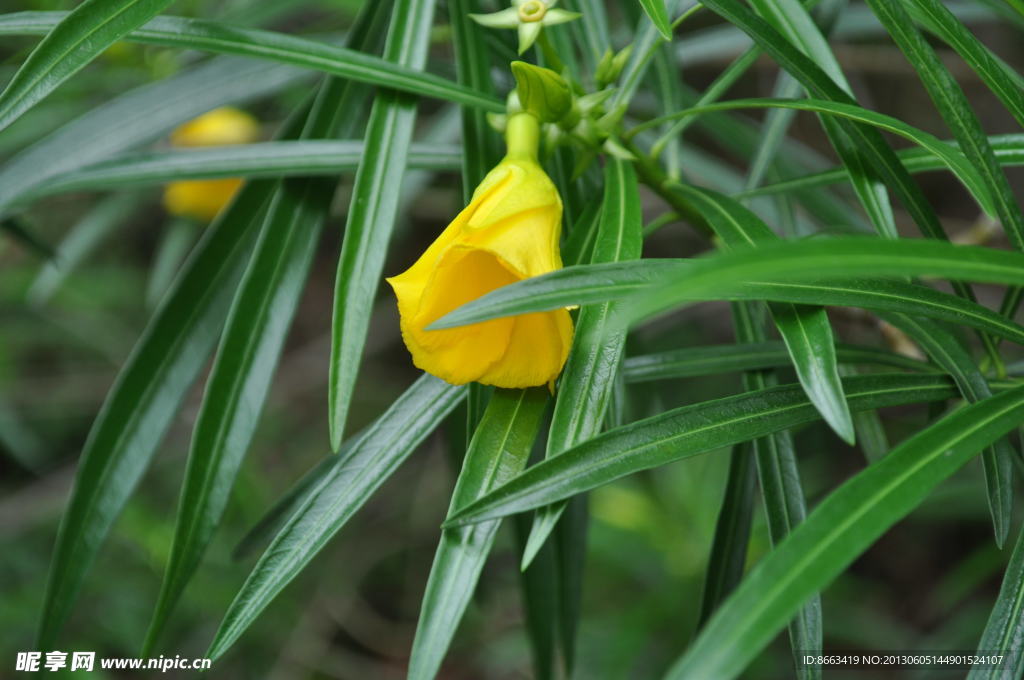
[638, 0, 674, 40]
[865, 0, 1024, 251]
[968, 523, 1024, 679]
[443, 373, 963, 527]
[143, 4, 394, 649]
[523, 159, 643, 568]
[512, 514, 558, 680]
[431, 243, 1024, 349]
[35, 176, 275, 649]
[0, 0, 176, 132]
[21, 142, 461, 201]
[637, 97, 995, 216]
[0, 12, 504, 114]
[206, 375, 465, 661]
[0, 54, 307, 215]
[907, 0, 1024, 129]
[666, 385, 1024, 680]
[743, 134, 1024, 198]
[730, 299, 820, 680]
[613, 239, 1024, 329]
[624, 342, 936, 383]
[408, 387, 548, 680]
[230, 454, 341, 562]
[879, 314, 1012, 546]
[749, 0, 898, 241]
[674, 181, 854, 444]
[328, 0, 438, 450]
[695, 0, 969, 242]
[699, 441, 756, 626]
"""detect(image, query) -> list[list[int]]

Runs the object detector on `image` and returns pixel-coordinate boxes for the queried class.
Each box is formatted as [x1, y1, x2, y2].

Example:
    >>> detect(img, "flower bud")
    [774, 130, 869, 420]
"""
[511, 61, 572, 123]
[386, 113, 573, 388]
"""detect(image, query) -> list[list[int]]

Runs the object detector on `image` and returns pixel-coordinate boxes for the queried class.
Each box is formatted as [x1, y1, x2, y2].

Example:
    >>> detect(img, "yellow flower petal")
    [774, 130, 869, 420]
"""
[387, 118, 574, 389]
[169, 107, 259, 147]
[162, 178, 243, 222]
[163, 107, 259, 221]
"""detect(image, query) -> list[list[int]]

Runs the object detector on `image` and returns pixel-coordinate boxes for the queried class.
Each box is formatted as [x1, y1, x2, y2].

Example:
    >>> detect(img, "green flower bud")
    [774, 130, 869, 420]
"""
[511, 61, 572, 123]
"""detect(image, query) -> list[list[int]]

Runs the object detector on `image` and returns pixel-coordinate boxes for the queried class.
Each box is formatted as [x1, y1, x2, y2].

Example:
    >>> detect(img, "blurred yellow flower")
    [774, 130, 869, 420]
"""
[387, 112, 573, 388]
[162, 107, 259, 221]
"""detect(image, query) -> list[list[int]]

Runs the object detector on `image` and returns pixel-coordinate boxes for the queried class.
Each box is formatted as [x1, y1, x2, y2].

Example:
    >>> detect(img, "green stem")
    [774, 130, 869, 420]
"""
[505, 112, 541, 160]
[623, 138, 711, 236]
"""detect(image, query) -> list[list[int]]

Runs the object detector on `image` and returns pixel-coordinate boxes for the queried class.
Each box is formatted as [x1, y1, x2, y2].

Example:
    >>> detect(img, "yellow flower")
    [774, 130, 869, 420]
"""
[162, 107, 259, 221]
[387, 113, 573, 388]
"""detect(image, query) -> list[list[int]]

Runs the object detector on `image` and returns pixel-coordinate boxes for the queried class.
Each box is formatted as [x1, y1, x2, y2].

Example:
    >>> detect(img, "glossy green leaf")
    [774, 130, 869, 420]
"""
[744, 134, 1024, 198]
[666, 385, 1024, 680]
[36, 176, 274, 649]
[512, 514, 558, 680]
[328, 0, 438, 450]
[636, 97, 995, 216]
[449, 0, 501, 200]
[444, 373, 962, 526]
[638, 0, 674, 40]
[0, 0, 176, 133]
[624, 342, 936, 383]
[879, 314, 1012, 546]
[206, 375, 465, 661]
[0, 54, 307, 215]
[695, 0, 966, 242]
[431, 243, 1024, 349]
[865, 0, 1024, 251]
[730, 299, 820, 680]
[699, 441, 756, 626]
[21, 142, 461, 200]
[674, 181, 853, 444]
[143, 3, 393, 649]
[409, 387, 548, 680]
[749, 0, 897, 241]
[614, 239, 1024, 329]
[907, 0, 1024, 129]
[968, 524, 1024, 679]
[231, 454, 340, 562]
[523, 159, 643, 568]
[0, 12, 503, 114]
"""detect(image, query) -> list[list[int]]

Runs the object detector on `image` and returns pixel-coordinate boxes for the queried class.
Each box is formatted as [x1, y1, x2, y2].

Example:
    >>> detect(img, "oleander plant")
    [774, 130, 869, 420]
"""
[4, 0, 1024, 677]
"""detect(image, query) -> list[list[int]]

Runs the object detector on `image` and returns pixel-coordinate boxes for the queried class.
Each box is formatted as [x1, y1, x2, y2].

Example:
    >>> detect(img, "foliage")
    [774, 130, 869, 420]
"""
[3, 0, 1024, 678]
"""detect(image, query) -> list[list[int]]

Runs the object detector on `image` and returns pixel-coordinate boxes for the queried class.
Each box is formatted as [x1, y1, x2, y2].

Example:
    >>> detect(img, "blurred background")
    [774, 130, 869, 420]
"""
[2, 0, 1024, 677]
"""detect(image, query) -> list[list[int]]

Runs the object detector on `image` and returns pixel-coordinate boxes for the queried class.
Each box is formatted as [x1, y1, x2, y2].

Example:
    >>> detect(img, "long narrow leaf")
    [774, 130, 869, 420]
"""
[409, 388, 548, 680]
[967, 523, 1024, 679]
[0, 55, 306, 214]
[35, 176, 275, 649]
[443, 373, 962, 526]
[328, 0, 438, 449]
[624, 342, 936, 383]
[666, 386, 1024, 680]
[0, 12, 503, 114]
[206, 375, 465, 661]
[675, 181, 853, 443]
[0, 0, 176, 132]
[880, 314, 1013, 546]
[523, 159, 643, 567]
[865, 0, 1024, 251]
[21, 143, 461, 200]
